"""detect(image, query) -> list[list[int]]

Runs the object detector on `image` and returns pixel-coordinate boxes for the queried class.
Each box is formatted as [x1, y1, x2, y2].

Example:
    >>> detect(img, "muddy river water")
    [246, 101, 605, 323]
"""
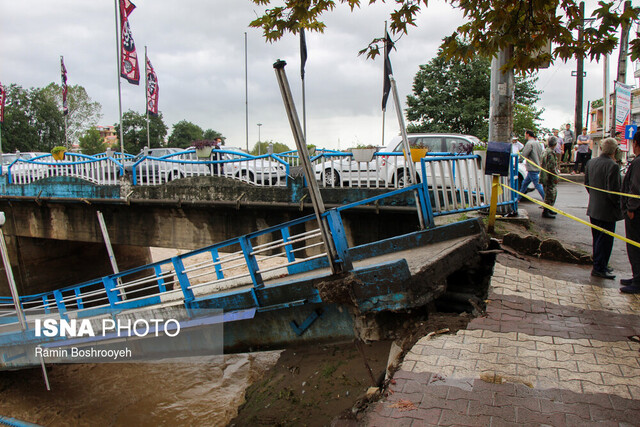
[0, 352, 281, 426]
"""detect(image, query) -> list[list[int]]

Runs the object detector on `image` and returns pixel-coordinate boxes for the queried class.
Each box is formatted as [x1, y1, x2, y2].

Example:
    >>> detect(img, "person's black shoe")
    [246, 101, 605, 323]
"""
[620, 278, 634, 286]
[591, 269, 616, 280]
[620, 284, 640, 294]
[542, 209, 556, 219]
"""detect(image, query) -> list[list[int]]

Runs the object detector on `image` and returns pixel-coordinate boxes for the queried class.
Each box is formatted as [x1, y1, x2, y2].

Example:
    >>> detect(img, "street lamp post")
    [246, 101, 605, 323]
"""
[257, 123, 263, 155]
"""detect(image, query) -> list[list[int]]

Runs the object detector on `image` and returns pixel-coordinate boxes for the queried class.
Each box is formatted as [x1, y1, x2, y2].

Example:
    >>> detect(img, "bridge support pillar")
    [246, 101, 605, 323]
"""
[0, 236, 152, 297]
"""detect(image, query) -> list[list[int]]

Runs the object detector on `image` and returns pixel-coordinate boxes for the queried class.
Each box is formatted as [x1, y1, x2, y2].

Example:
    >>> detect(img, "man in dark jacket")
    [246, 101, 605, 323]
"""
[620, 132, 640, 293]
[585, 138, 623, 279]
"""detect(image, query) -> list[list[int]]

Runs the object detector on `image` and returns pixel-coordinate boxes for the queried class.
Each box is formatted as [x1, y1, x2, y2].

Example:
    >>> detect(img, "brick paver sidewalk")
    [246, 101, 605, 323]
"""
[365, 263, 640, 426]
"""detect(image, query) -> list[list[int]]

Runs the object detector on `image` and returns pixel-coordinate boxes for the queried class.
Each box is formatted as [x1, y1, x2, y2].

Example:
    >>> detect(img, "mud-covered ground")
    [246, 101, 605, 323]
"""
[231, 312, 474, 426]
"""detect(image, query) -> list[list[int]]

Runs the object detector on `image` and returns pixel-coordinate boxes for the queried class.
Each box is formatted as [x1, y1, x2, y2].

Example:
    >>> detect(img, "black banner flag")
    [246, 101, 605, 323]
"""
[61, 57, 69, 116]
[300, 28, 307, 80]
[146, 56, 159, 116]
[382, 32, 394, 111]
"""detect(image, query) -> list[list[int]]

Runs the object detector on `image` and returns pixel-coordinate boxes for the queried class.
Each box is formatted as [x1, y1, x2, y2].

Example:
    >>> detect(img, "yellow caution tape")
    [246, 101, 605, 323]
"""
[519, 154, 640, 199]
[503, 182, 640, 249]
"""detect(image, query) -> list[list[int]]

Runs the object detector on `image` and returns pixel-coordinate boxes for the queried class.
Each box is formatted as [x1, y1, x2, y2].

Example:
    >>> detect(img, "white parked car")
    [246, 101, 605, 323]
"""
[218, 148, 288, 185]
[314, 134, 486, 187]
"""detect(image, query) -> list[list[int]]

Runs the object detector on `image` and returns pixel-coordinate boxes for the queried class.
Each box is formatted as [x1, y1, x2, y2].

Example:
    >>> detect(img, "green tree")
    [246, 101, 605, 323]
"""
[1, 84, 64, 152]
[250, 140, 291, 155]
[512, 104, 544, 141]
[168, 120, 204, 148]
[406, 53, 543, 140]
[41, 83, 102, 147]
[115, 110, 168, 154]
[79, 127, 107, 155]
[248, 0, 639, 73]
[203, 128, 225, 142]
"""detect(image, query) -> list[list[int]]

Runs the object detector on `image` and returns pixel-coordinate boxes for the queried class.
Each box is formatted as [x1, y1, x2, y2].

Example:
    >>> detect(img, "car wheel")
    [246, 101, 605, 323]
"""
[321, 168, 340, 186]
[239, 170, 255, 183]
[168, 170, 183, 182]
[395, 169, 419, 187]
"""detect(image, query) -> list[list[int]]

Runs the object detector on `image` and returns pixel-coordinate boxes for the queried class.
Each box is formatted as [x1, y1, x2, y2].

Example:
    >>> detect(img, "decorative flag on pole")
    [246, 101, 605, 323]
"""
[382, 32, 394, 111]
[300, 28, 307, 80]
[0, 82, 5, 124]
[146, 56, 159, 116]
[119, 0, 140, 85]
[61, 57, 69, 116]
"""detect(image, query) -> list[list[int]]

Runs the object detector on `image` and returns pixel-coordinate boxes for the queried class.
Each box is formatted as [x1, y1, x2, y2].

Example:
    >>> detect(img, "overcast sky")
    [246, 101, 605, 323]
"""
[1, 0, 637, 151]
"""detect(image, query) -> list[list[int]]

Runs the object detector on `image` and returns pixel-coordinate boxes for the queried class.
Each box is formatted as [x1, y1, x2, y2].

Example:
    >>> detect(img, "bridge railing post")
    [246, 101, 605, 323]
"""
[280, 227, 297, 274]
[153, 265, 167, 293]
[420, 159, 435, 228]
[239, 236, 264, 289]
[325, 210, 353, 271]
[209, 248, 225, 280]
[102, 276, 122, 308]
[171, 257, 195, 302]
[53, 289, 68, 320]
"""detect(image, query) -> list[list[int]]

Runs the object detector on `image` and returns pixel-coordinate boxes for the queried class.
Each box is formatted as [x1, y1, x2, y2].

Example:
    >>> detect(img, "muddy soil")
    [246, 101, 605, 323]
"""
[231, 312, 473, 427]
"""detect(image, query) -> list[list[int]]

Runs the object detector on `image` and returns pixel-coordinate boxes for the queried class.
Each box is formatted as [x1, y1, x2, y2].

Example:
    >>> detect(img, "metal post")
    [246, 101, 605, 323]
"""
[381, 21, 387, 148]
[575, 2, 585, 140]
[0, 219, 26, 331]
[114, 0, 125, 155]
[96, 211, 124, 297]
[487, 174, 500, 233]
[273, 60, 344, 274]
[145, 46, 150, 147]
[245, 32, 249, 153]
[257, 123, 262, 155]
[37, 347, 51, 391]
[389, 75, 426, 229]
[604, 55, 610, 139]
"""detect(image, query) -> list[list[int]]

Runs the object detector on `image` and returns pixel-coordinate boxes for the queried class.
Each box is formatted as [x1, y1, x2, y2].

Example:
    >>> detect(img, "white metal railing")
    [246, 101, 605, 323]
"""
[8, 157, 122, 185]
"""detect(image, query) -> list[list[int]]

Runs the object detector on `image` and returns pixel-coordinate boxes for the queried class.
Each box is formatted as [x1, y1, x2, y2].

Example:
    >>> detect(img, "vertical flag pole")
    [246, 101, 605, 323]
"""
[381, 21, 387, 147]
[300, 28, 307, 139]
[61, 56, 69, 150]
[114, 0, 125, 155]
[145, 46, 150, 147]
[245, 32, 249, 153]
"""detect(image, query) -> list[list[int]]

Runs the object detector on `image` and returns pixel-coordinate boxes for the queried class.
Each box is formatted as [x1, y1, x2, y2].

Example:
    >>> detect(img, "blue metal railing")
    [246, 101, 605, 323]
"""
[0, 184, 430, 330]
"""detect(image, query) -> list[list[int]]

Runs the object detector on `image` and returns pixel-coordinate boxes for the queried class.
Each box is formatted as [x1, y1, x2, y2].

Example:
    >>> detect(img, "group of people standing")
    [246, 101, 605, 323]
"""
[514, 127, 640, 294]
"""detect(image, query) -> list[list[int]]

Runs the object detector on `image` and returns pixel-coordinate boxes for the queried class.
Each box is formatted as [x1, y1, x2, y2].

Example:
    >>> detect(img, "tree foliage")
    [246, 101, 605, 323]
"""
[250, 140, 291, 155]
[406, 53, 542, 140]
[79, 127, 107, 155]
[1, 83, 102, 153]
[115, 110, 168, 154]
[248, 0, 639, 73]
[41, 83, 102, 147]
[1, 84, 64, 152]
[168, 120, 204, 148]
[204, 128, 225, 142]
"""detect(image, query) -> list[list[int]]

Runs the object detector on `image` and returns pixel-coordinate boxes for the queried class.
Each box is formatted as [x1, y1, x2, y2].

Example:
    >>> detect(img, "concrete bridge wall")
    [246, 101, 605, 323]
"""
[0, 176, 421, 297]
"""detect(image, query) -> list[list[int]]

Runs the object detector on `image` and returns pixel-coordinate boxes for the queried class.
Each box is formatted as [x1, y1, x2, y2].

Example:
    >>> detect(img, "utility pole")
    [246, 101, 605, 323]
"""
[616, 1, 632, 84]
[574, 2, 585, 137]
[488, 46, 514, 143]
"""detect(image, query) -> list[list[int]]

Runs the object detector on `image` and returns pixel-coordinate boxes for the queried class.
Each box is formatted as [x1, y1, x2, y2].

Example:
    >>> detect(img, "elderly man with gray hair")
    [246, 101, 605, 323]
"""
[584, 137, 623, 280]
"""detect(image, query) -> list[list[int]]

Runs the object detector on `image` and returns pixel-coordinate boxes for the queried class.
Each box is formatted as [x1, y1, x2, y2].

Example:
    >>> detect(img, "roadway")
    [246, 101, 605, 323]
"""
[517, 179, 633, 288]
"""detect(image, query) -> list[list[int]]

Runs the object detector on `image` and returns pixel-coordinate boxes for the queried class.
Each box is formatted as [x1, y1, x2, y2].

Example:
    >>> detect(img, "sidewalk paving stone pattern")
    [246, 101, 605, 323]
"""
[366, 263, 640, 426]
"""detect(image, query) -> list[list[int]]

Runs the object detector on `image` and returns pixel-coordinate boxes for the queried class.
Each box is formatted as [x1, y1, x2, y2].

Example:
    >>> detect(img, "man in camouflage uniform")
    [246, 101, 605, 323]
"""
[540, 136, 559, 219]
